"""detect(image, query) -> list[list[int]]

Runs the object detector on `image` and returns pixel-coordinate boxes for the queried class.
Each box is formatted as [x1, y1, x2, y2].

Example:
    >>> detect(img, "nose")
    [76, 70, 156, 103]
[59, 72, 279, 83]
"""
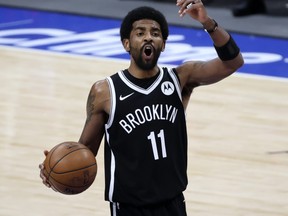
[144, 32, 152, 42]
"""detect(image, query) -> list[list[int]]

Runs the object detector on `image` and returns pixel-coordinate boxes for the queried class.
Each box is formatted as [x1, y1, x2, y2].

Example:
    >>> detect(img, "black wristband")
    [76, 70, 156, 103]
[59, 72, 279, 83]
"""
[214, 35, 240, 61]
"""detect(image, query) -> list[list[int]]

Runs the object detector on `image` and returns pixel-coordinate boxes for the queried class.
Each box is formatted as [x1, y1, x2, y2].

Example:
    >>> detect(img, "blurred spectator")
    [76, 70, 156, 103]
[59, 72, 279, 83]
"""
[232, 0, 266, 16]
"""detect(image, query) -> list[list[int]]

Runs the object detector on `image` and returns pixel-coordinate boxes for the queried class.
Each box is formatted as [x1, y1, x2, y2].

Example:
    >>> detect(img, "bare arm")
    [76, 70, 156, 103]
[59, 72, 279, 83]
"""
[78, 79, 110, 156]
[39, 80, 110, 189]
[176, 23, 243, 87]
[176, 0, 244, 102]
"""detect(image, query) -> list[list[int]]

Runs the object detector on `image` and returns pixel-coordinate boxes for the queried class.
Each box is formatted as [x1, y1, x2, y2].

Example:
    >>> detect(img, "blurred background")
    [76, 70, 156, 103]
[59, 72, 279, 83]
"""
[0, 1, 287, 216]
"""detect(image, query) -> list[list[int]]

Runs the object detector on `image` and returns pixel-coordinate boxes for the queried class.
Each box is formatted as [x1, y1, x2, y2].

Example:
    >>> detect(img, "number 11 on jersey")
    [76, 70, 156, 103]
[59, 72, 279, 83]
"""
[147, 129, 167, 160]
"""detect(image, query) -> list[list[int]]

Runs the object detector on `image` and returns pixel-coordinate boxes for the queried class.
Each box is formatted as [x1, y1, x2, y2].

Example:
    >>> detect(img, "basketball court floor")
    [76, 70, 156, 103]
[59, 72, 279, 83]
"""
[0, 1, 288, 216]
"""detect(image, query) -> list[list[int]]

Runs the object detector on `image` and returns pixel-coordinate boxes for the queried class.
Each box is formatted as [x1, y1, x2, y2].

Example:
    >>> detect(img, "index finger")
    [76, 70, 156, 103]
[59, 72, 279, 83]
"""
[177, 0, 196, 17]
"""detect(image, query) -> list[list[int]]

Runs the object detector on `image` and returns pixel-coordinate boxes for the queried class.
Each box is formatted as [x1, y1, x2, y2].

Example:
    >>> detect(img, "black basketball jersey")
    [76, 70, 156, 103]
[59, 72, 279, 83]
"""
[104, 67, 188, 206]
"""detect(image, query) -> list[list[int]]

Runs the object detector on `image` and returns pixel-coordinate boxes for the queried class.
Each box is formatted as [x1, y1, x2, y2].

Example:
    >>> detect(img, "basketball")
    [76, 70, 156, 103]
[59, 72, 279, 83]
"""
[43, 141, 97, 195]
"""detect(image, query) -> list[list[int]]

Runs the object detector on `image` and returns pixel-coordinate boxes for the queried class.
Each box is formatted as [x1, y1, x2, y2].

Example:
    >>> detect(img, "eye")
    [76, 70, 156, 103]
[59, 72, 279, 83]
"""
[152, 32, 160, 37]
[136, 32, 144, 37]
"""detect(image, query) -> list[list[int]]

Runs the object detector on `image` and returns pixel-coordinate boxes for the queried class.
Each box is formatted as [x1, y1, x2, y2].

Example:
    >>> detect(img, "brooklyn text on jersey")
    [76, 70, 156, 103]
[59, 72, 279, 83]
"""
[119, 104, 179, 134]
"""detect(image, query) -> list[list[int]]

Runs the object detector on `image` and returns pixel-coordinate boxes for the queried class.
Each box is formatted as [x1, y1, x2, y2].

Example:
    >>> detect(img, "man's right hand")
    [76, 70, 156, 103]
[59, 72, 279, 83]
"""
[39, 150, 58, 192]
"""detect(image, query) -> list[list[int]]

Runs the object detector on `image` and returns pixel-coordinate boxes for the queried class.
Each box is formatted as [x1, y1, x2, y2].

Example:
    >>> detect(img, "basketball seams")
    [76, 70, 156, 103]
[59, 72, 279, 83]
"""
[52, 163, 97, 174]
[49, 169, 96, 187]
[49, 147, 90, 172]
[45, 144, 60, 180]
[49, 164, 97, 194]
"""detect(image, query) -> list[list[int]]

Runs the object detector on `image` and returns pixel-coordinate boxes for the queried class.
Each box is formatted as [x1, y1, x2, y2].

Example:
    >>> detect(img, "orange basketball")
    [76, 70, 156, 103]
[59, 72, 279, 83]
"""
[43, 141, 97, 195]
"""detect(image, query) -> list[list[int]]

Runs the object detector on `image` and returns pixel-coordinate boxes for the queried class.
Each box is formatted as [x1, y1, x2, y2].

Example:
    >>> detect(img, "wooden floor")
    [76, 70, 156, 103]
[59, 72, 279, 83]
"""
[1, 45, 288, 216]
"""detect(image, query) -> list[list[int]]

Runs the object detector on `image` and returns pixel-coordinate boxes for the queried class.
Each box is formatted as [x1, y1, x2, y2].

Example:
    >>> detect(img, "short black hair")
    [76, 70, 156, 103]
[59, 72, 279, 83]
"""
[120, 6, 169, 42]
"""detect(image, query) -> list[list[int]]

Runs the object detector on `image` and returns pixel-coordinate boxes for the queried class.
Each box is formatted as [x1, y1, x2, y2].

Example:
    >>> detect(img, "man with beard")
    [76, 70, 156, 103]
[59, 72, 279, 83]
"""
[39, 1, 244, 215]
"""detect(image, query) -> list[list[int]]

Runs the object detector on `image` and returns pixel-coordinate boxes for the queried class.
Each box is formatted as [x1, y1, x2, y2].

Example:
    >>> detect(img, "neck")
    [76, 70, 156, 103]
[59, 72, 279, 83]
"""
[128, 63, 159, 79]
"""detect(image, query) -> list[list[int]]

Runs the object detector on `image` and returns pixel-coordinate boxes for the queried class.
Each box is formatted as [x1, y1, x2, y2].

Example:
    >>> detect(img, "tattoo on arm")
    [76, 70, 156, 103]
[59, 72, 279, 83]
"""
[86, 92, 96, 123]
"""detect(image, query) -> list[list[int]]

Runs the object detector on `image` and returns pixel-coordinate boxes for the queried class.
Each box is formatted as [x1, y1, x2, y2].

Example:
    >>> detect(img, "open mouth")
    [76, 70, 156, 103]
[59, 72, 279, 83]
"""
[144, 46, 152, 56]
[143, 44, 154, 59]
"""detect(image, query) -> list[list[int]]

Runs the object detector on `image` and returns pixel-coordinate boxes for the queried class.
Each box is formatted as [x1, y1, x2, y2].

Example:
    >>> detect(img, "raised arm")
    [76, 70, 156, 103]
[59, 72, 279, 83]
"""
[176, 0, 244, 92]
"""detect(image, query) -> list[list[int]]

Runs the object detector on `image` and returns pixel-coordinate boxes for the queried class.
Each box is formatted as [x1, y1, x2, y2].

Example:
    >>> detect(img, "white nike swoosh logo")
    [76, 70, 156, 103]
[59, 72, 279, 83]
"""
[119, 92, 134, 101]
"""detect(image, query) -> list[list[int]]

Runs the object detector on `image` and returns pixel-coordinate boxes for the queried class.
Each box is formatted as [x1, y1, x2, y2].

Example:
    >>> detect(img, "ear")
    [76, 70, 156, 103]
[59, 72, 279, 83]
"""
[122, 39, 130, 53]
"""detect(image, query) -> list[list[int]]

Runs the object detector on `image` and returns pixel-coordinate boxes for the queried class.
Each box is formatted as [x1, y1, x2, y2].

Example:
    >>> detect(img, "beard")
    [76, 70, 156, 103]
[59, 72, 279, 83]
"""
[131, 45, 162, 71]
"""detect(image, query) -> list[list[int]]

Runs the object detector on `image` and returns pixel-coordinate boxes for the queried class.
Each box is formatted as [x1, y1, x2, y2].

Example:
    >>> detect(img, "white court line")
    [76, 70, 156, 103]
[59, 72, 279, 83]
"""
[0, 19, 34, 28]
[233, 70, 288, 83]
[1, 44, 288, 83]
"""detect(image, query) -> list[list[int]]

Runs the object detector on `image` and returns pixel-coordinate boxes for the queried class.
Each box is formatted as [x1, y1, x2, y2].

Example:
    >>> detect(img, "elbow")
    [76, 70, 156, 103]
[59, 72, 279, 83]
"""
[237, 53, 245, 68]
[227, 53, 244, 74]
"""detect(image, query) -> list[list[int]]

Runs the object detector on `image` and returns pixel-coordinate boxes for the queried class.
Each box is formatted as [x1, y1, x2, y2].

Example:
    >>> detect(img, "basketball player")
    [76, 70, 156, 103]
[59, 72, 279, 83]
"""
[39, 0, 244, 215]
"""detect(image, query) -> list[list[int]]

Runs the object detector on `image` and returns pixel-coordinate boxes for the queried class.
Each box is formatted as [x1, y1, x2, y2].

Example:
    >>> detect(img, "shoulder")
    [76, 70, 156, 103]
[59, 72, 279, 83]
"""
[91, 79, 109, 94]
[89, 79, 110, 114]
[173, 62, 202, 109]
[88, 79, 110, 100]
[174, 61, 201, 90]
